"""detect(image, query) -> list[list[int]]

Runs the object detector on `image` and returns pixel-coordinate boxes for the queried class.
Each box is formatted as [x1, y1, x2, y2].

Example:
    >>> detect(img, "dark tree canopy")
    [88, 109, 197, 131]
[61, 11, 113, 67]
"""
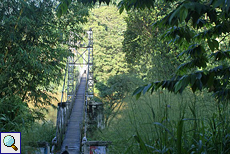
[131, 0, 230, 101]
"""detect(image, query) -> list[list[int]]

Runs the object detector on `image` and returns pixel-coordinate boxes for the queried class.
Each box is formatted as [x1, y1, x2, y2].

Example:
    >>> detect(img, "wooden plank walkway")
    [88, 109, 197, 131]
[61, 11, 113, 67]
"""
[60, 75, 86, 154]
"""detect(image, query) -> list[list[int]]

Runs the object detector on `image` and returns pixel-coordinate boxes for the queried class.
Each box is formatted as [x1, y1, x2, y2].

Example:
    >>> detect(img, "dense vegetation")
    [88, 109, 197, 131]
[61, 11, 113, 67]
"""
[0, 0, 89, 152]
[1, 0, 230, 153]
[79, 0, 230, 153]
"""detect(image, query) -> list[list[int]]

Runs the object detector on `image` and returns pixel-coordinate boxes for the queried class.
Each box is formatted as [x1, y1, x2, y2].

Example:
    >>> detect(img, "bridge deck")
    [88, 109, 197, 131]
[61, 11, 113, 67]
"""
[60, 75, 86, 154]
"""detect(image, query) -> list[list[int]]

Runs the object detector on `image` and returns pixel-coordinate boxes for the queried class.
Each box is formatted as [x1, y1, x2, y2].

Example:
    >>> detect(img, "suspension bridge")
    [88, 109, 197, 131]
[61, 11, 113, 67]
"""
[49, 29, 107, 154]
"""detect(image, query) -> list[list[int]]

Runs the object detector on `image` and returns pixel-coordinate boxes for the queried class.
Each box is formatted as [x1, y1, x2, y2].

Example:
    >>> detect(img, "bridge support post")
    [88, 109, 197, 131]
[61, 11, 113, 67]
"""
[88, 102, 104, 130]
[55, 102, 68, 151]
[84, 29, 94, 137]
[86, 29, 94, 99]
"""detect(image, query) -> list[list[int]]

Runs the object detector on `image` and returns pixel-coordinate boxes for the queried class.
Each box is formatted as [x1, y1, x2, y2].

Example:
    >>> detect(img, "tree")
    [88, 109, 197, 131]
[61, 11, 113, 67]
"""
[84, 5, 129, 83]
[0, 0, 89, 131]
[96, 74, 142, 127]
[83, 5, 131, 127]
[122, 7, 180, 82]
[130, 0, 230, 101]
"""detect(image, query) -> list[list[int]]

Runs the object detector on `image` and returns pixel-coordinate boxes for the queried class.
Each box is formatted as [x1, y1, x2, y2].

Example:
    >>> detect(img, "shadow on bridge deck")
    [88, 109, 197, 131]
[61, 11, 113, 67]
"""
[60, 74, 86, 154]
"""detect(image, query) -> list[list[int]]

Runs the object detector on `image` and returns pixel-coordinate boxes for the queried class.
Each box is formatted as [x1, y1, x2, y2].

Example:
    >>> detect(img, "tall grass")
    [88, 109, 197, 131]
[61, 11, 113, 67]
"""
[91, 88, 230, 153]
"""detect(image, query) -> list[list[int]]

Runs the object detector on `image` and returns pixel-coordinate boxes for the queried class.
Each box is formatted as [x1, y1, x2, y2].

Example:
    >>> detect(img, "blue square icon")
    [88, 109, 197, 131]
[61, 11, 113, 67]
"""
[0, 132, 21, 154]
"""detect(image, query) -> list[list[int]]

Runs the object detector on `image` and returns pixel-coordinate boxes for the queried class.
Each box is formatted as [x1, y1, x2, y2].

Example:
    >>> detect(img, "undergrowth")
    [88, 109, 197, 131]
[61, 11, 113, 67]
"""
[92, 89, 230, 154]
[21, 121, 56, 154]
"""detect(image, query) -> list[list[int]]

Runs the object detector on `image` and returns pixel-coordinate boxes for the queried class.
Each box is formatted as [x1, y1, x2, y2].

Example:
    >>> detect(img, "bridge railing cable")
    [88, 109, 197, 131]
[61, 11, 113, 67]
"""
[51, 62, 67, 152]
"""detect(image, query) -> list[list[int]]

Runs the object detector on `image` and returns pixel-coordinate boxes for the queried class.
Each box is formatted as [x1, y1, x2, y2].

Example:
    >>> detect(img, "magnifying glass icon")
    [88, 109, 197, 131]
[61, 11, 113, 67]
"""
[3, 135, 18, 151]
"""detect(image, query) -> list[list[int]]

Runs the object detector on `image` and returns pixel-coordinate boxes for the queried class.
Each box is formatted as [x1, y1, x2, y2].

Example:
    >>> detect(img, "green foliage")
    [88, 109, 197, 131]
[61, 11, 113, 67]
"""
[96, 74, 142, 127]
[56, 0, 72, 18]
[0, 95, 34, 132]
[118, 0, 155, 13]
[84, 5, 151, 132]
[21, 121, 56, 153]
[84, 5, 129, 82]
[119, 0, 230, 102]
[54, 1, 230, 153]
[1, 0, 64, 107]
[96, 74, 140, 98]
[58, 1, 90, 39]
[57, 0, 230, 102]
[122, 7, 180, 82]
[0, 0, 89, 131]
[92, 90, 230, 153]
[56, 0, 113, 17]
[176, 118, 184, 154]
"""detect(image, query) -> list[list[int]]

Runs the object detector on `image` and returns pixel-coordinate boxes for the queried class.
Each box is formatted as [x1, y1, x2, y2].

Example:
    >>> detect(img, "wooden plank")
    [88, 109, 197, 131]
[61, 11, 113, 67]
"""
[60, 75, 86, 154]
